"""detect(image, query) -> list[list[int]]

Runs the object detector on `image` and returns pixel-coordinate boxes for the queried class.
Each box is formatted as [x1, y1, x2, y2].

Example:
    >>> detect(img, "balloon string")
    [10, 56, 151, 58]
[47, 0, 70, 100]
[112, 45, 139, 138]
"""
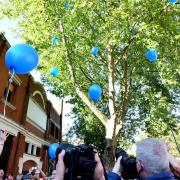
[3, 69, 15, 116]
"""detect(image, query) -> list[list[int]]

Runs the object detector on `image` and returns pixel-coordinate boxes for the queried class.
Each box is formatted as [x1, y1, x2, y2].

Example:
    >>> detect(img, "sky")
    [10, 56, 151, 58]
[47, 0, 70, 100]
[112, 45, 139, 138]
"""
[0, 17, 74, 137]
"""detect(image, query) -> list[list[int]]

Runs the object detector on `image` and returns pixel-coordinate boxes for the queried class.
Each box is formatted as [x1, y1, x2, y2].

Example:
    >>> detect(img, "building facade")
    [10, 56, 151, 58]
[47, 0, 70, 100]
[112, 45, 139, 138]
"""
[0, 33, 62, 176]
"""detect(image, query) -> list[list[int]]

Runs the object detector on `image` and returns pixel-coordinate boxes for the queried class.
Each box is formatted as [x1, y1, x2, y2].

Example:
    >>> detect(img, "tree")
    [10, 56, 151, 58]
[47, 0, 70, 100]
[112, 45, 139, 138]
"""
[1, 0, 179, 168]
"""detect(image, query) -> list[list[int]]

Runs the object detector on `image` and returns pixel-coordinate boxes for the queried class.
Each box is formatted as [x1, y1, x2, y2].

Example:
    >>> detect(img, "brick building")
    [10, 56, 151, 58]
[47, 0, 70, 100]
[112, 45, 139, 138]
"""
[0, 33, 62, 176]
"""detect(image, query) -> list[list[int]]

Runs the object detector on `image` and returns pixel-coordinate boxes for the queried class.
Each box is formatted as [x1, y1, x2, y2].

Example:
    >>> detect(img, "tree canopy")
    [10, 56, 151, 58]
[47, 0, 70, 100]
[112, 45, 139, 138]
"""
[1, 0, 179, 163]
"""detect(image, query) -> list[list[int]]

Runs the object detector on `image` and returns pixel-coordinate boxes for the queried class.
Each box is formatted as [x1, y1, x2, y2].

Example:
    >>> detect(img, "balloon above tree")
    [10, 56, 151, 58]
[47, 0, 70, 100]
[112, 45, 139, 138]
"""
[64, 2, 68, 8]
[88, 84, 102, 102]
[5, 43, 39, 74]
[50, 67, 59, 77]
[91, 47, 99, 56]
[168, 0, 177, 3]
[145, 49, 158, 62]
[52, 36, 59, 46]
[48, 143, 59, 159]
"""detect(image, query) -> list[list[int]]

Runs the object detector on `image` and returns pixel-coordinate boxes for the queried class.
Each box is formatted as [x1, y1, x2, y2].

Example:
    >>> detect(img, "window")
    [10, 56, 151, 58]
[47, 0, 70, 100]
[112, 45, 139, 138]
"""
[27, 98, 47, 130]
[25, 143, 29, 153]
[36, 147, 40, 156]
[31, 145, 34, 155]
[3, 83, 14, 102]
[50, 122, 55, 136]
[55, 127, 59, 140]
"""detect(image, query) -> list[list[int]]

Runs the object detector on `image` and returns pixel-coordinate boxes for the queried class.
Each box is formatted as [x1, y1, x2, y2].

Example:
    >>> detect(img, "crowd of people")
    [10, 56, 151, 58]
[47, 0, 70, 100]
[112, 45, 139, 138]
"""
[0, 130, 180, 180]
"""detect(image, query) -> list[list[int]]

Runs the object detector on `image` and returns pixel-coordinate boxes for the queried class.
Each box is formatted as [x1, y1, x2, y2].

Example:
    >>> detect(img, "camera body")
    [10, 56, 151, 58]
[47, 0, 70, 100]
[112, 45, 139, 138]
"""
[116, 148, 140, 179]
[56, 143, 97, 180]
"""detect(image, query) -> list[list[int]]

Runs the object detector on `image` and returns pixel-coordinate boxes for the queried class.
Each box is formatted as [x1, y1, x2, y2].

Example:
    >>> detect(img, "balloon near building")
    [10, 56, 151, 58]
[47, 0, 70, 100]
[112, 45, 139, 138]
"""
[48, 143, 59, 159]
[5, 43, 39, 74]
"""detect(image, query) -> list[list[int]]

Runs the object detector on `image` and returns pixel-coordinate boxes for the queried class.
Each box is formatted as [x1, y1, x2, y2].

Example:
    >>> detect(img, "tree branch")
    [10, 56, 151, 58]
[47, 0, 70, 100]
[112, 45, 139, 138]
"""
[116, 61, 131, 125]
[115, 37, 135, 65]
[105, 47, 117, 139]
[73, 59, 94, 83]
[108, 47, 116, 121]
[60, 21, 108, 126]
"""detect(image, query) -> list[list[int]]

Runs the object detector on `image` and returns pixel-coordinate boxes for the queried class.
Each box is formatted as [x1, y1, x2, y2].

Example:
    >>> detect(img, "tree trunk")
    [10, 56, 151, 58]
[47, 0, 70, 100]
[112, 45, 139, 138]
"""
[103, 121, 122, 171]
[103, 138, 115, 171]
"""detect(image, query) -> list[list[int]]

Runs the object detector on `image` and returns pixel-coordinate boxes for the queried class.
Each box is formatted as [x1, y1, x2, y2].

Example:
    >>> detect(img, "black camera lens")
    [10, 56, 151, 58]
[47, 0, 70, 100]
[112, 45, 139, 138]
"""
[116, 148, 140, 179]
[55, 143, 97, 180]
[56, 143, 74, 166]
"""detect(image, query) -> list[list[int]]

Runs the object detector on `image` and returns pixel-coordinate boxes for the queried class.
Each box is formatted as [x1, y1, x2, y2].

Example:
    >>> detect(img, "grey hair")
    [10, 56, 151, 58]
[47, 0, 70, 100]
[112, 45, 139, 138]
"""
[136, 138, 170, 176]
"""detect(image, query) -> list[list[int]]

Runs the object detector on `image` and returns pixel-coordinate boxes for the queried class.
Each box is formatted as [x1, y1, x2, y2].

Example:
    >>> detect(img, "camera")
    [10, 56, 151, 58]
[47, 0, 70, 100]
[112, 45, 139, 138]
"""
[116, 148, 140, 179]
[56, 143, 97, 180]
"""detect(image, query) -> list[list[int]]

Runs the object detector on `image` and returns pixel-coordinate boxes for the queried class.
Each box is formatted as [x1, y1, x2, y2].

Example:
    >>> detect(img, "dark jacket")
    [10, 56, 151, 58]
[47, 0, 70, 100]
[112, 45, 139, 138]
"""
[144, 171, 175, 180]
[107, 171, 175, 180]
[107, 172, 121, 180]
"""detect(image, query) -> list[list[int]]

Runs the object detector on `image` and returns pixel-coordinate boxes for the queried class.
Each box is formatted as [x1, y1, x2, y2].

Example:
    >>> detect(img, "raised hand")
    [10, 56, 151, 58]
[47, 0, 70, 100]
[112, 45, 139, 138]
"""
[0, 130, 9, 144]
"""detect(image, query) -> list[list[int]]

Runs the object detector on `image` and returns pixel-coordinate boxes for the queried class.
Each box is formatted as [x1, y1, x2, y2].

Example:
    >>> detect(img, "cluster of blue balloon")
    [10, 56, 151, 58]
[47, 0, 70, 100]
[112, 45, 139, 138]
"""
[88, 84, 102, 102]
[145, 49, 158, 62]
[5, 43, 39, 74]
[168, 0, 177, 3]
[51, 36, 59, 77]
[50, 67, 59, 77]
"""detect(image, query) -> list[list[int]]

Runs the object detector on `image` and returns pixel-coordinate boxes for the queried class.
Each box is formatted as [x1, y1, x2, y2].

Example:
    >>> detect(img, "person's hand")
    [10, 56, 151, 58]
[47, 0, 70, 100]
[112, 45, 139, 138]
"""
[54, 150, 65, 180]
[93, 154, 104, 180]
[112, 156, 122, 176]
[0, 130, 9, 144]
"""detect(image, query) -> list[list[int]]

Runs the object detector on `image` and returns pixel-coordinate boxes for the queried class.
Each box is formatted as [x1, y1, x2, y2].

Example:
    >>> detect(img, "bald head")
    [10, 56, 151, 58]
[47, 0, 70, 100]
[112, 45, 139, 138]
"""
[136, 138, 170, 176]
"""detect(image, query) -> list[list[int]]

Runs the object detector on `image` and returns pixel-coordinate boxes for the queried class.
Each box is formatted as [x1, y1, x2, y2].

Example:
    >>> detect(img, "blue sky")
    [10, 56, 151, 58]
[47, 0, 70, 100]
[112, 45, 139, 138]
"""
[0, 17, 22, 45]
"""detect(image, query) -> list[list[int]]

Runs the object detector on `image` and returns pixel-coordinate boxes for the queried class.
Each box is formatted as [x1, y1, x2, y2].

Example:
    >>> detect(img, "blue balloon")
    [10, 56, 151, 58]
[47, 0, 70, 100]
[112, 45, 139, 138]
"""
[50, 67, 59, 77]
[168, 0, 177, 3]
[145, 49, 158, 62]
[91, 47, 99, 56]
[5, 44, 38, 74]
[88, 84, 102, 102]
[64, 2, 68, 8]
[48, 143, 59, 159]
[52, 36, 59, 46]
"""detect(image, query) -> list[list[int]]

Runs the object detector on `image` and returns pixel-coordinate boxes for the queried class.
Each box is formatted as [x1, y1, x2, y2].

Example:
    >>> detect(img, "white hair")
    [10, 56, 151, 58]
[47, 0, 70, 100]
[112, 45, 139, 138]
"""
[136, 138, 170, 175]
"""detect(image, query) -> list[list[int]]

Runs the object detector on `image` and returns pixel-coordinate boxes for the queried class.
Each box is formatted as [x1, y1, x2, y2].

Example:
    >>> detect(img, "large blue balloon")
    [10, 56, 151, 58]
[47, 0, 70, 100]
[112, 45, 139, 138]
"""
[145, 49, 158, 62]
[88, 84, 102, 102]
[50, 67, 59, 77]
[168, 0, 177, 3]
[5, 44, 38, 74]
[48, 143, 59, 159]
[91, 47, 99, 56]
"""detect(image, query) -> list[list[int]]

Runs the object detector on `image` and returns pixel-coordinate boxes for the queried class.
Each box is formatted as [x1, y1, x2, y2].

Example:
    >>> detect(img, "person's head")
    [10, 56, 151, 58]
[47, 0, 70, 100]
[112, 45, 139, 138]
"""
[33, 169, 40, 179]
[7, 175, 14, 180]
[136, 138, 170, 178]
[32, 177, 39, 180]
[0, 170, 4, 178]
